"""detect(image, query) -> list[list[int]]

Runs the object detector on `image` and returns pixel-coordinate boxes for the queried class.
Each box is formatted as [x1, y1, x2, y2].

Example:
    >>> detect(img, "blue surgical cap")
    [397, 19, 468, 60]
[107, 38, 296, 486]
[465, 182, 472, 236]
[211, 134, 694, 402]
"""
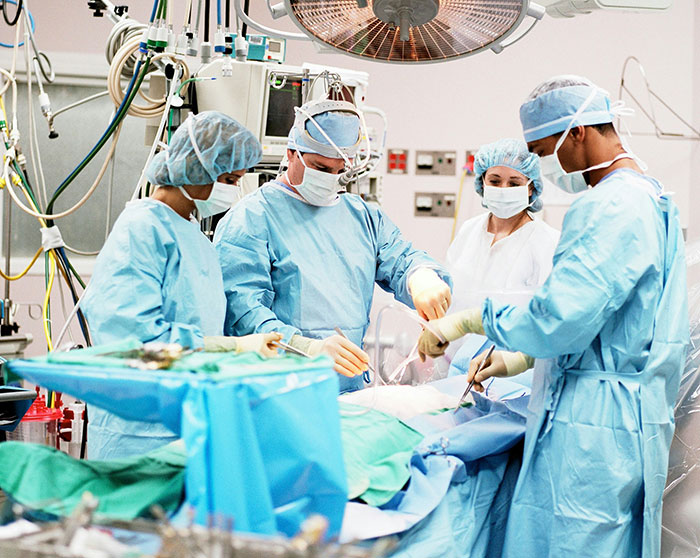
[519, 75, 615, 142]
[146, 111, 262, 187]
[287, 99, 361, 159]
[474, 138, 543, 212]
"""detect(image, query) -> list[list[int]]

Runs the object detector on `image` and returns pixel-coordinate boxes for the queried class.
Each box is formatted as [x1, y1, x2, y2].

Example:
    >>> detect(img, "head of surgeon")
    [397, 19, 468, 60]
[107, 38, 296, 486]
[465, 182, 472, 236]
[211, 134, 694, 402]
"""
[146, 110, 262, 219]
[520, 75, 636, 193]
[474, 138, 543, 221]
[283, 99, 362, 206]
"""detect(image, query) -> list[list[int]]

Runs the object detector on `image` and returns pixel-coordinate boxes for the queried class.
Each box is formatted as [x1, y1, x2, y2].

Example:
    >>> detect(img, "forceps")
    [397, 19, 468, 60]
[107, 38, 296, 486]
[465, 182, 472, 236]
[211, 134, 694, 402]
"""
[271, 340, 311, 358]
[454, 344, 496, 413]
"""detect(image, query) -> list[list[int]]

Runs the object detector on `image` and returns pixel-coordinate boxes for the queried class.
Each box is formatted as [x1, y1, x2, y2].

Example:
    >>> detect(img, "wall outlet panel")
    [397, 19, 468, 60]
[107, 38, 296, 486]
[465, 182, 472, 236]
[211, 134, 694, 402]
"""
[414, 192, 457, 217]
[415, 150, 457, 176]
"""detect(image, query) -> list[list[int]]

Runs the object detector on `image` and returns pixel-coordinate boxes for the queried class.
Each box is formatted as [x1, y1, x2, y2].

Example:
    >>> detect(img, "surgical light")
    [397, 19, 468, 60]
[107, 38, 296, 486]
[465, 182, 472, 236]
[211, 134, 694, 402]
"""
[282, 0, 546, 63]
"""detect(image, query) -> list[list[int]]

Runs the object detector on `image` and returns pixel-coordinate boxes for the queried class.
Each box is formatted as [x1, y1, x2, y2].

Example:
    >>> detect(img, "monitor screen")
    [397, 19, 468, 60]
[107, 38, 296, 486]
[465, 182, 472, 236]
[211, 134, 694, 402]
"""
[265, 78, 303, 138]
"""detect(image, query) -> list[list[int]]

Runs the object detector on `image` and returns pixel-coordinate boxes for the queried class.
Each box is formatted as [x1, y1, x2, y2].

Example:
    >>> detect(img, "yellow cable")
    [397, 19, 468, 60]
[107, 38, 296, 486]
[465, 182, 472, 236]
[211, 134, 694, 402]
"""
[450, 168, 468, 243]
[0, 246, 41, 280]
[42, 250, 56, 352]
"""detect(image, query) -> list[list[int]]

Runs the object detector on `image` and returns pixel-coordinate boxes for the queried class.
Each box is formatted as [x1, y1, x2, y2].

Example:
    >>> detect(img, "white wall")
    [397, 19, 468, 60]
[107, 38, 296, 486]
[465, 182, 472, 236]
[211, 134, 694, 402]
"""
[3, 1, 698, 357]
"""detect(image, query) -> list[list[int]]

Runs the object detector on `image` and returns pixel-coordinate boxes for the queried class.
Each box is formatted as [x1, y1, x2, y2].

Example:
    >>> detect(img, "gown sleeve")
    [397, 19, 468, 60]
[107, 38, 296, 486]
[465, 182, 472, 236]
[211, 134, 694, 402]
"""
[214, 207, 301, 341]
[482, 185, 663, 358]
[85, 211, 206, 348]
[371, 205, 453, 306]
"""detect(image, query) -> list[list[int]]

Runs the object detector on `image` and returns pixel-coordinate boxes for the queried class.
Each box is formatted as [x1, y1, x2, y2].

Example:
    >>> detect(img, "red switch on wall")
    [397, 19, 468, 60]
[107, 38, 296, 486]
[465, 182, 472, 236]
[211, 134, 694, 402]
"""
[387, 149, 409, 174]
[464, 151, 475, 175]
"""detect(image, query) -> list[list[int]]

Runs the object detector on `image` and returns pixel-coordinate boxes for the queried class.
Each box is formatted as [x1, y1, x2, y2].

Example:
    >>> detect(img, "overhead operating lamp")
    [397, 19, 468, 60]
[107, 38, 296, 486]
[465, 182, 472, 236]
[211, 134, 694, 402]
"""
[236, 0, 546, 63]
[283, 0, 547, 62]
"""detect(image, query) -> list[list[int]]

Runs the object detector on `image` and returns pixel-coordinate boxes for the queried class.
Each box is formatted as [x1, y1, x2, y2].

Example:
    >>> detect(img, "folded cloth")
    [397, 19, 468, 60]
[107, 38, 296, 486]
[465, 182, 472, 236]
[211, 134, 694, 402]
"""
[0, 440, 186, 520]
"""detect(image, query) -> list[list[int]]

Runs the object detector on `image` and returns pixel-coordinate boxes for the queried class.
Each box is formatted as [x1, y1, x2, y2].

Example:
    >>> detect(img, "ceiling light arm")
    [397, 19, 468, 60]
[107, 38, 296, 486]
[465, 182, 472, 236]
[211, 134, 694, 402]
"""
[490, 2, 545, 53]
[234, 0, 309, 41]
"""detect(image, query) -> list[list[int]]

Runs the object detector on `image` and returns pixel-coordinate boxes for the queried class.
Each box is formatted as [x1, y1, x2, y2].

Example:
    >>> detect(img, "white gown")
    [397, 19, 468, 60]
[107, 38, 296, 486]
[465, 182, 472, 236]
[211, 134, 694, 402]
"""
[445, 212, 560, 359]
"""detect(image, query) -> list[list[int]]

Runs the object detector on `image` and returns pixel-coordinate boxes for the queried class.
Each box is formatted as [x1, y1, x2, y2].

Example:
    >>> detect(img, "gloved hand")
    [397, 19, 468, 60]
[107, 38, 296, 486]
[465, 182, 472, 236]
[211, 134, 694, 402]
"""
[467, 350, 535, 393]
[291, 334, 369, 378]
[408, 268, 452, 320]
[203, 332, 282, 358]
[417, 307, 484, 361]
[234, 333, 283, 357]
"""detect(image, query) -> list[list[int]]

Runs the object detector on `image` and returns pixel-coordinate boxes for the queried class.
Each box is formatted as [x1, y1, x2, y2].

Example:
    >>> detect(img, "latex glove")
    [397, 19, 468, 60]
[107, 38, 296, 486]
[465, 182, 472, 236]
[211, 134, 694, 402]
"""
[203, 333, 282, 358]
[408, 268, 452, 321]
[291, 334, 369, 378]
[417, 308, 484, 361]
[234, 333, 283, 357]
[467, 350, 535, 393]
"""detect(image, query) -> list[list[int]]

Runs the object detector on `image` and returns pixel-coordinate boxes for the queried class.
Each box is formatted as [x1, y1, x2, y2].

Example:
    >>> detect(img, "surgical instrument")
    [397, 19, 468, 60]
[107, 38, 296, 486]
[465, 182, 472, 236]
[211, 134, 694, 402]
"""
[271, 340, 312, 358]
[454, 344, 495, 413]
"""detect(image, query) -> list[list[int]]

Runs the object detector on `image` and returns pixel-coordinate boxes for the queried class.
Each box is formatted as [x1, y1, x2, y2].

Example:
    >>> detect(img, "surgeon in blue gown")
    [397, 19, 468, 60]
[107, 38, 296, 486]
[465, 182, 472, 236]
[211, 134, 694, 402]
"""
[82, 111, 281, 460]
[418, 76, 688, 558]
[214, 99, 452, 393]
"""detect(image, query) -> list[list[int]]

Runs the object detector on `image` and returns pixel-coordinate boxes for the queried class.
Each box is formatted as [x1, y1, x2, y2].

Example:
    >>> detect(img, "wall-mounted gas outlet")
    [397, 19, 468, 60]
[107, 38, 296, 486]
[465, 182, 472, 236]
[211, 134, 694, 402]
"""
[414, 192, 457, 217]
[415, 150, 457, 176]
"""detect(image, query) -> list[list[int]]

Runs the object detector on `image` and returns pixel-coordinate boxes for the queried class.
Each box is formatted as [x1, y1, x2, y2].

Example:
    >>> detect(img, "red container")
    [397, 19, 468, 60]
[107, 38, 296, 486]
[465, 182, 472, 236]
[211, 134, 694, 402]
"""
[7, 394, 62, 448]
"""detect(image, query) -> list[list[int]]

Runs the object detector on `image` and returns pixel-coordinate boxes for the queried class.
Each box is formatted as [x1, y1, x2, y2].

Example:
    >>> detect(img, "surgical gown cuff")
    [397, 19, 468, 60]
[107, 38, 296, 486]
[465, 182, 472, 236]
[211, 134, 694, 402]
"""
[443, 307, 485, 339]
[289, 334, 320, 355]
[166, 325, 205, 350]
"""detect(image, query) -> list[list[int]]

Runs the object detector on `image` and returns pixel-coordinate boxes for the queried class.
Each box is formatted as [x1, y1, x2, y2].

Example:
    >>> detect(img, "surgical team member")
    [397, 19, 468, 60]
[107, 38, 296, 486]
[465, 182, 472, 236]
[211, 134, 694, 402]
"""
[445, 138, 559, 364]
[82, 111, 281, 460]
[418, 76, 688, 557]
[214, 99, 452, 393]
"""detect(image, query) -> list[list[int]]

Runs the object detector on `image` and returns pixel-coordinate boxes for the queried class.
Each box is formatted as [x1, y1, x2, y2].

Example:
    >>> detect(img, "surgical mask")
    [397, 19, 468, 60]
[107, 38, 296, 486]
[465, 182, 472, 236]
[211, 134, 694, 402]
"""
[540, 133, 633, 194]
[538, 87, 634, 194]
[483, 184, 530, 219]
[181, 181, 240, 218]
[290, 151, 342, 207]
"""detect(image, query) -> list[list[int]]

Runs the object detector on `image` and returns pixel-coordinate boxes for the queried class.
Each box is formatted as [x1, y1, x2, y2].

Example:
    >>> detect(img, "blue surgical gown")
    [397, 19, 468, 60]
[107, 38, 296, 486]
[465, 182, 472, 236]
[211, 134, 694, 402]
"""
[213, 182, 451, 393]
[480, 169, 688, 558]
[82, 198, 226, 460]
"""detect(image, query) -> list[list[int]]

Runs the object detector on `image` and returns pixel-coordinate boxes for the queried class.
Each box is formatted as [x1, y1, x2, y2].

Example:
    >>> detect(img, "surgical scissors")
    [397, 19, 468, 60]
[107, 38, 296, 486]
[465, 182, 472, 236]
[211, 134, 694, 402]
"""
[334, 327, 372, 384]
[454, 344, 495, 413]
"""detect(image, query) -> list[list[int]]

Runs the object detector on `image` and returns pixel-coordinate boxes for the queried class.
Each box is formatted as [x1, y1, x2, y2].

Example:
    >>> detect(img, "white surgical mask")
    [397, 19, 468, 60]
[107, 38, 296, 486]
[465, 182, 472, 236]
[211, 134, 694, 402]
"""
[181, 181, 240, 218]
[540, 133, 633, 194]
[483, 184, 530, 219]
[290, 151, 342, 207]
[538, 87, 634, 194]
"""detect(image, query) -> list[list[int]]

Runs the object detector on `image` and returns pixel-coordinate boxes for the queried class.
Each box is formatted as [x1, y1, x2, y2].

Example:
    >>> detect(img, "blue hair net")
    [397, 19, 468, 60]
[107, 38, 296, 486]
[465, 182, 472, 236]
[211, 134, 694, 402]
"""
[146, 111, 262, 187]
[474, 138, 543, 212]
[287, 100, 361, 159]
[519, 75, 615, 142]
